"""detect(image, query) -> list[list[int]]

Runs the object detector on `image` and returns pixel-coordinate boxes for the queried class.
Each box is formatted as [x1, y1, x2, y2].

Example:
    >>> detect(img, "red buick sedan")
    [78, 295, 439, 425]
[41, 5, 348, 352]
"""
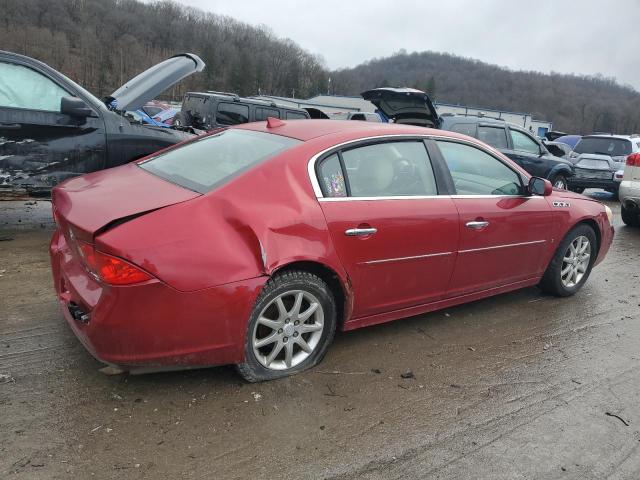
[50, 119, 614, 381]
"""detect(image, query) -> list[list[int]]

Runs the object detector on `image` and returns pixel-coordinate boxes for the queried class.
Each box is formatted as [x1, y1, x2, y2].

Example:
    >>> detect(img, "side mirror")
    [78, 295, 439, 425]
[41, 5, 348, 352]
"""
[61, 96, 93, 118]
[528, 176, 552, 196]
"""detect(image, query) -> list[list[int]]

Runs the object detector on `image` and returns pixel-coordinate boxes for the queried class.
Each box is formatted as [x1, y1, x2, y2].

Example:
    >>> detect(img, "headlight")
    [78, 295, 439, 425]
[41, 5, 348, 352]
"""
[605, 205, 613, 224]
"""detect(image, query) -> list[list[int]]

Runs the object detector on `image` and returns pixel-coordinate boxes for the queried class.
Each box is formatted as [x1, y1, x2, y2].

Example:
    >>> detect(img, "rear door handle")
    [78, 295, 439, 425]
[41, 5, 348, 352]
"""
[345, 227, 377, 236]
[465, 221, 489, 229]
[0, 123, 21, 129]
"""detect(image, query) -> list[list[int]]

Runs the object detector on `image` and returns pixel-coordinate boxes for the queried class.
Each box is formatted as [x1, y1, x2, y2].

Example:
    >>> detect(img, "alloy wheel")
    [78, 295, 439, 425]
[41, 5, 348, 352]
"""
[252, 290, 324, 370]
[560, 235, 591, 288]
[553, 177, 567, 189]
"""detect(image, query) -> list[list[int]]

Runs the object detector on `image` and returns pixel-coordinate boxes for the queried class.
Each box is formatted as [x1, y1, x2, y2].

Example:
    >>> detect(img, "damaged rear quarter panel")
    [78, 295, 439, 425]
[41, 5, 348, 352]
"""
[95, 144, 349, 295]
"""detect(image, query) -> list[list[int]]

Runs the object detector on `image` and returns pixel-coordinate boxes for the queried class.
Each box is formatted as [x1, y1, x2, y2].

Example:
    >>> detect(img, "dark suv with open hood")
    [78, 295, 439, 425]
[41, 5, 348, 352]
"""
[0, 50, 205, 196]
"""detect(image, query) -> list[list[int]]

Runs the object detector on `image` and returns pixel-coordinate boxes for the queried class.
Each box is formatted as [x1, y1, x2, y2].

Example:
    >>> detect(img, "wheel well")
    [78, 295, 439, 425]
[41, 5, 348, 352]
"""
[575, 219, 601, 255]
[273, 261, 347, 327]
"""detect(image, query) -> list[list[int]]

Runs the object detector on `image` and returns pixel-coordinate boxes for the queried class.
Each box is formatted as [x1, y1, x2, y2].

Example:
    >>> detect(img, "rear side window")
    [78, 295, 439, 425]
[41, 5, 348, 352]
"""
[340, 141, 437, 197]
[449, 123, 476, 137]
[318, 153, 347, 197]
[437, 141, 522, 196]
[478, 126, 508, 149]
[574, 137, 632, 156]
[255, 107, 280, 121]
[285, 111, 307, 120]
[216, 102, 249, 125]
[139, 129, 300, 193]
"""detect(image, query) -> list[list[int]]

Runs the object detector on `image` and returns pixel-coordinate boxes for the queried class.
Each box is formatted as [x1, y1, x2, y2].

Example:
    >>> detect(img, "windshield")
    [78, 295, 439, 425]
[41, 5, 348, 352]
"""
[139, 129, 301, 193]
[574, 137, 631, 157]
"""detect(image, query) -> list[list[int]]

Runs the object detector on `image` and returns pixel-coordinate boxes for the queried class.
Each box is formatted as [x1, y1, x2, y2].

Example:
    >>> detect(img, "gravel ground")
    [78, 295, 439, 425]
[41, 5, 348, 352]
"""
[1, 193, 639, 479]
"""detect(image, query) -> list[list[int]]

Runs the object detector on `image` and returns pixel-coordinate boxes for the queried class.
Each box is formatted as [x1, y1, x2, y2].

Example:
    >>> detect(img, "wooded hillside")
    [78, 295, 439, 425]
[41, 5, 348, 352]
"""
[331, 50, 640, 133]
[0, 0, 328, 100]
[1, 0, 638, 133]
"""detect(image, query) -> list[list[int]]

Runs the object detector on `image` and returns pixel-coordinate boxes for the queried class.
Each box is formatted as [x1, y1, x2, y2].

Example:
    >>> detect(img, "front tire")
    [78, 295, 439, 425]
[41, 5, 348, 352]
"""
[621, 204, 640, 227]
[551, 174, 568, 190]
[570, 186, 585, 194]
[539, 224, 597, 297]
[236, 271, 337, 382]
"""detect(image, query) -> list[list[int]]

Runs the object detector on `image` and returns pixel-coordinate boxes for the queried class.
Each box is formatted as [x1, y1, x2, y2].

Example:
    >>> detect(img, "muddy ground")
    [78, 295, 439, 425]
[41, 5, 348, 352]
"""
[1, 194, 639, 479]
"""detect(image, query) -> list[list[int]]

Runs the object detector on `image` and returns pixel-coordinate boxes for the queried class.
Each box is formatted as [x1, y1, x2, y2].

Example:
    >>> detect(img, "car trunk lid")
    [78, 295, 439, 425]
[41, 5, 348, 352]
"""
[52, 163, 200, 238]
[107, 53, 205, 111]
[361, 88, 441, 128]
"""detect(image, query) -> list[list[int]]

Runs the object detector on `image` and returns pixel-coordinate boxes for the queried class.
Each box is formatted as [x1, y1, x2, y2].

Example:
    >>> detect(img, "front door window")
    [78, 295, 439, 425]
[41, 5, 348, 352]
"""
[0, 62, 69, 112]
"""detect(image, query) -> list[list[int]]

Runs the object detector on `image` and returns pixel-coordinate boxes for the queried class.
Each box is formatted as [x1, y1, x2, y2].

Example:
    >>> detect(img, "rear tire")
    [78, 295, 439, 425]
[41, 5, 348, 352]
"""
[621, 204, 640, 227]
[236, 271, 337, 382]
[570, 186, 585, 194]
[538, 224, 597, 297]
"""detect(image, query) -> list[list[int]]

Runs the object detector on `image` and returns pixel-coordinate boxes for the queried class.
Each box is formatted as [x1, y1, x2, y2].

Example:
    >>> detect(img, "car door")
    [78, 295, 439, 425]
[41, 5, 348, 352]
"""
[316, 139, 459, 318]
[0, 58, 106, 193]
[504, 128, 547, 177]
[434, 139, 553, 297]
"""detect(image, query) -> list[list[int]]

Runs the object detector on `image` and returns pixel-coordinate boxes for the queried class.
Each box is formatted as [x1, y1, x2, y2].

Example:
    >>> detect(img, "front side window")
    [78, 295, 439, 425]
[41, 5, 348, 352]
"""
[216, 102, 249, 125]
[437, 141, 522, 196]
[0, 62, 69, 112]
[478, 126, 509, 149]
[339, 141, 437, 197]
[510, 129, 541, 154]
[139, 129, 300, 193]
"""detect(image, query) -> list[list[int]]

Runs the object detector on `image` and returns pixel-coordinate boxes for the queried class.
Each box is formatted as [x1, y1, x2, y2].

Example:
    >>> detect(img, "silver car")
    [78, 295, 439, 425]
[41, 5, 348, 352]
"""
[568, 135, 640, 195]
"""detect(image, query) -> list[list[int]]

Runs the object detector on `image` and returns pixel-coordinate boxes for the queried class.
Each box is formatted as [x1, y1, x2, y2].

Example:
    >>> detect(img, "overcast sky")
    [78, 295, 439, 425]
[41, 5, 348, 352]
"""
[172, 0, 640, 91]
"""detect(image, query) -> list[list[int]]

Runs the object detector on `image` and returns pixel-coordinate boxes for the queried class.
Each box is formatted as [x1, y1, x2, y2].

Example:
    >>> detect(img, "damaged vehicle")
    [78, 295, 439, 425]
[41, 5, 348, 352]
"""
[0, 50, 205, 196]
[50, 119, 613, 381]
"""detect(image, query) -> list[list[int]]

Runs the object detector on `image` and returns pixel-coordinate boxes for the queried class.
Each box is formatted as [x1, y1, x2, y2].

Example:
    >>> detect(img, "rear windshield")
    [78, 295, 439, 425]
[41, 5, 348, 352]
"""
[574, 137, 631, 156]
[139, 129, 300, 193]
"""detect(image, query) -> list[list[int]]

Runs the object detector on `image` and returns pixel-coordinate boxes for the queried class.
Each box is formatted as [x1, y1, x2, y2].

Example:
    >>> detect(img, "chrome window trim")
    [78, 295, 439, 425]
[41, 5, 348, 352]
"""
[363, 251, 453, 265]
[318, 194, 544, 202]
[458, 239, 546, 254]
[307, 133, 529, 200]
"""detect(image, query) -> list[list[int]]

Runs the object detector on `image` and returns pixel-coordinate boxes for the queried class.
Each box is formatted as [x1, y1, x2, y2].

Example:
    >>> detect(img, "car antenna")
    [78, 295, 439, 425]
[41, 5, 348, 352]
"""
[267, 117, 285, 128]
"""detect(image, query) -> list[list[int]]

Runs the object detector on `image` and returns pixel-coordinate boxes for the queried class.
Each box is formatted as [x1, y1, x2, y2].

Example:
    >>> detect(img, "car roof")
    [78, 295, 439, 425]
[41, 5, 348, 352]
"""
[185, 91, 305, 111]
[235, 119, 468, 142]
[582, 134, 632, 140]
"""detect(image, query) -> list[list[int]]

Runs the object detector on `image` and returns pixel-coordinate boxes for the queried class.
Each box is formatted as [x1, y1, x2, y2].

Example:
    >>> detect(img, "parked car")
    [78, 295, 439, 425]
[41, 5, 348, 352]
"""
[172, 91, 309, 130]
[441, 116, 574, 189]
[567, 134, 639, 195]
[326, 111, 382, 122]
[0, 50, 204, 195]
[152, 107, 179, 125]
[554, 135, 582, 149]
[49, 119, 614, 381]
[620, 152, 640, 226]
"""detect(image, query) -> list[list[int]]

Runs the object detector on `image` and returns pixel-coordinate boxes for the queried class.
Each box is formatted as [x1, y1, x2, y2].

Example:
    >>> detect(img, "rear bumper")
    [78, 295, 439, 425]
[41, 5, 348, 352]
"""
[619, 181, 640, 209]
[568, 176, 619, 190]
[49, 230, 267, 369]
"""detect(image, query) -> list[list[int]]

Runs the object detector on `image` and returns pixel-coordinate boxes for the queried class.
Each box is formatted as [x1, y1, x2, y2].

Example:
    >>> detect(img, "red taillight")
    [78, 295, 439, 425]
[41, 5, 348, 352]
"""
[626, 153, 640, 166]
[78, 242, 152, 285]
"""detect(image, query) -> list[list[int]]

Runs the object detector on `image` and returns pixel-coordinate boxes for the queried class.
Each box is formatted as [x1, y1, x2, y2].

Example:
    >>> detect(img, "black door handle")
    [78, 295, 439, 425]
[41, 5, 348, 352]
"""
[0, 123, 22, 129]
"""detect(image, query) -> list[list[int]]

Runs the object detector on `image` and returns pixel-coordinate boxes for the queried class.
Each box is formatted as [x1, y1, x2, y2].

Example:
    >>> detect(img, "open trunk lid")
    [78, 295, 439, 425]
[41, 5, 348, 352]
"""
[52, 163, 200, 237]
[107, 53, 205, 111]
[361, 87, 441, 128]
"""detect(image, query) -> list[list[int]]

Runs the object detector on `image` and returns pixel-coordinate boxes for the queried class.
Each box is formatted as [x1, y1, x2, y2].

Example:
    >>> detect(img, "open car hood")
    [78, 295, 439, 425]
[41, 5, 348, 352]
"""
[361, 88, 441, 128]
[108, 53, 205, 111]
